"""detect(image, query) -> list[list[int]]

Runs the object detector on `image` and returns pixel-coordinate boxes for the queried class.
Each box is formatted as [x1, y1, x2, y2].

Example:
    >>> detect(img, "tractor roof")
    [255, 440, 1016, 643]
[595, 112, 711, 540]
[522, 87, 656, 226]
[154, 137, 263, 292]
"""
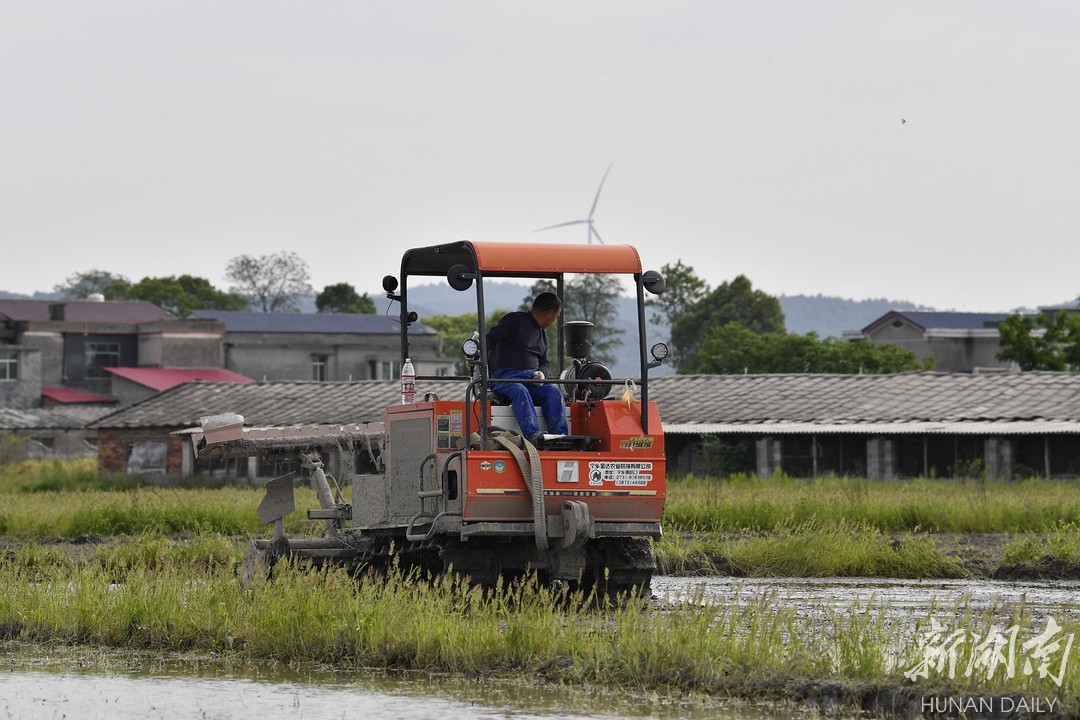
[400, 240, 642, 279]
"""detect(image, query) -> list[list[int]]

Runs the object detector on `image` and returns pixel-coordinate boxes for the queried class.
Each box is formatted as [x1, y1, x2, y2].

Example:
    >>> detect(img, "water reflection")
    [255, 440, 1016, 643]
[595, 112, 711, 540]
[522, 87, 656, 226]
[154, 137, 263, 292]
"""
[652, 576, 1080, 625]
[0, 644, 783, 720]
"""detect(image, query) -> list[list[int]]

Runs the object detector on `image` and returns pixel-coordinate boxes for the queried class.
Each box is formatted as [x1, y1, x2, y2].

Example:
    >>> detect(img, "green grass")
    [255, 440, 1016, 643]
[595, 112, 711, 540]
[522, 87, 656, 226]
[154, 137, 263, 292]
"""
[655, 520, 967, 578]
[0, 547, 1075, 706]
[1003, 523, 1080, 565]
[666, 473, 1080, 534]
[0, 459, 324, 539]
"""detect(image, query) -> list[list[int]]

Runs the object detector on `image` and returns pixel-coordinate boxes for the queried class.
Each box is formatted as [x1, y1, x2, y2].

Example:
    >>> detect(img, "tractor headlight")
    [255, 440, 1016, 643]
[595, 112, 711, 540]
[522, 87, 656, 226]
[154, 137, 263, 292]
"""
[650, 342, 669, 363]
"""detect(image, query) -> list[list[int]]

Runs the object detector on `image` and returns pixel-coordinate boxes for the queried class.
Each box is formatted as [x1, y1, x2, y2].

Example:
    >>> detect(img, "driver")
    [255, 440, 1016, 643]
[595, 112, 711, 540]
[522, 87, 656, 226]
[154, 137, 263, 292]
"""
[486, 292, 570, 446]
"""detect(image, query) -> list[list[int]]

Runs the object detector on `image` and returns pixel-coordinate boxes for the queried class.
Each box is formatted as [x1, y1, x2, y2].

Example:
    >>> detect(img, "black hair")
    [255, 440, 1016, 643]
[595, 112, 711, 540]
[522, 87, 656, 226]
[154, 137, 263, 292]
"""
[532, 292, 562, 313]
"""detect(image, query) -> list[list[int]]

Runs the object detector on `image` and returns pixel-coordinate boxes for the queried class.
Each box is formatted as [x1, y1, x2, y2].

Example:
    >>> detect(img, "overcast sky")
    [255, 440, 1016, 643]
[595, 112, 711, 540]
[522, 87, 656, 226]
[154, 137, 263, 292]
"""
[2, 2, 1078, 312]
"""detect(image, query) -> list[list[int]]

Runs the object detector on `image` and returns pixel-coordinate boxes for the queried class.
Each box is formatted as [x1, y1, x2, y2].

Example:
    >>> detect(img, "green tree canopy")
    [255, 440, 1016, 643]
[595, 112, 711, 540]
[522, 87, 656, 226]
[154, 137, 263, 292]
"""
[693, 323, 934, 375]
[646, 259, 709, 329]
[316, 283, 375, 314]
[106, 275, 247, 317]
[670, 274, 785, 372]
[54, 270, 130, 299]
[997, 312, 1080, 371]
[519, 276, 623, 365]
[424, 310, 511, 375]
[562, 273, 624, 365]
[225, 251, 313, 312]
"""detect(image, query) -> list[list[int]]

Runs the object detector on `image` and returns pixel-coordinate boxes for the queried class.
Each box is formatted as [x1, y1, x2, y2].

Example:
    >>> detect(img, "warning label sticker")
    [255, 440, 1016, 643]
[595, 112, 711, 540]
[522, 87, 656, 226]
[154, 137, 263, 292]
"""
[587, 461, 653, 487]
[557, 460, 578, 484]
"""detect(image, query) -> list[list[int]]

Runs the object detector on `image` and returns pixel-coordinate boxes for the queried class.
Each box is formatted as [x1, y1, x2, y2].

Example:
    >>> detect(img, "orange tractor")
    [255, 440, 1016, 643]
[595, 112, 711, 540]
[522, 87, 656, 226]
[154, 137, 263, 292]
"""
[194, 240, 669, 595]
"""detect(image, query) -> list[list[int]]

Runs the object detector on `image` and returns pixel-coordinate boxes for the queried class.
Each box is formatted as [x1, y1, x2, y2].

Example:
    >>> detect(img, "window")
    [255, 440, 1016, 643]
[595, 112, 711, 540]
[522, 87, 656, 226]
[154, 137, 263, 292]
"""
[127, 441, 168, 474]
[85, 343, 121, 378]
[312, 355, 329, 382]
[368, 360, 399, 380]
[0, 351, 16, 381]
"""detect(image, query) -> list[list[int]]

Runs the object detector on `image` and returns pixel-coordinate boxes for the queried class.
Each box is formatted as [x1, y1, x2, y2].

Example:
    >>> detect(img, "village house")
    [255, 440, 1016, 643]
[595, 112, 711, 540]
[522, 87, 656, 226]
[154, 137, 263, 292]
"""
[844, 305, 1080, 374]
[190, 310, 454, 382]
[0, 298, 224, 405]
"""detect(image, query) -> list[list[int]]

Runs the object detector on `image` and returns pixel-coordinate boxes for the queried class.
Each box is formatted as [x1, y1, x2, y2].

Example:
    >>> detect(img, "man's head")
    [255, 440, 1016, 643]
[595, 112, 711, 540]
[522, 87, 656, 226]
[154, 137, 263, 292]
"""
[531, 292, 562, 329]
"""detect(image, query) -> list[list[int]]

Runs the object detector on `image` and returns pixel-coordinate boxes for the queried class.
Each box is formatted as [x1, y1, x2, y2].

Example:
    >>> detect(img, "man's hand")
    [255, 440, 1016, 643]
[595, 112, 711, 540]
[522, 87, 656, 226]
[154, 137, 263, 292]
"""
[533, 370, 545, 384]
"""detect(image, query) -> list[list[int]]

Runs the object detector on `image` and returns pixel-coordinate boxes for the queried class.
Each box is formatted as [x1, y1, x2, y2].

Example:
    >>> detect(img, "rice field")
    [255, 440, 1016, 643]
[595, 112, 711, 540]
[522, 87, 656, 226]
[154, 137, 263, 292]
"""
[665, 473, 1080, 534]
[1, 543, 1076, 709]
[2, 460, 1079, 714]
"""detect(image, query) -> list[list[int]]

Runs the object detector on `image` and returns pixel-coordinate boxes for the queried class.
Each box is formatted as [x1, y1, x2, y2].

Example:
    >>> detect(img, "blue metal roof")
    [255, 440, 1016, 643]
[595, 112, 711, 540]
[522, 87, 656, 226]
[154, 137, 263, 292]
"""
[192, 311, 435, 335]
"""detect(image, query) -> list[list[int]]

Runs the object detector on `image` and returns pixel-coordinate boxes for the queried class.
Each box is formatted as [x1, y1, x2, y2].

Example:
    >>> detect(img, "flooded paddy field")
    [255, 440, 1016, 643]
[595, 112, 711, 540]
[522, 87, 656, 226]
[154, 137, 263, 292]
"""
[0, 643, 791, 720]
[653, 575, 1080, 626]
[4, 575, 1078, 720]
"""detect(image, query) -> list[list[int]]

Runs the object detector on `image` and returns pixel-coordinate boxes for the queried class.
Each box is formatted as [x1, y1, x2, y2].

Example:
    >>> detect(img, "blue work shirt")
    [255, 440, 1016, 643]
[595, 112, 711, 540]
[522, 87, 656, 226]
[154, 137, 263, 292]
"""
[487, 311, 550, 376]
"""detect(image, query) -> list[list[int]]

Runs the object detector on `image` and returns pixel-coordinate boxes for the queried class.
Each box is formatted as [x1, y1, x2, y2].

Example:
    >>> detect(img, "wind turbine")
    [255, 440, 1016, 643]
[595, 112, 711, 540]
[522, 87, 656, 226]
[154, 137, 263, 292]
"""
[535, 163, 613, 244]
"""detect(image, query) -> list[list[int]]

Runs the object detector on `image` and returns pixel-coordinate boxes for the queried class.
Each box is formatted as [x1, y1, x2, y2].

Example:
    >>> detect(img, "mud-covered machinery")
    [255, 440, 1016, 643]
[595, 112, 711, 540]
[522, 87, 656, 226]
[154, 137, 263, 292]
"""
[193, 240, 670, 595]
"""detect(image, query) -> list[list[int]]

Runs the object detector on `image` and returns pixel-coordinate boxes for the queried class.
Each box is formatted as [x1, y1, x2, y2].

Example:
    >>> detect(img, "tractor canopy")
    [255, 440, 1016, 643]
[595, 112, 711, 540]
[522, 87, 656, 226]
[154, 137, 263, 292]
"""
[399, 240, 643, 278]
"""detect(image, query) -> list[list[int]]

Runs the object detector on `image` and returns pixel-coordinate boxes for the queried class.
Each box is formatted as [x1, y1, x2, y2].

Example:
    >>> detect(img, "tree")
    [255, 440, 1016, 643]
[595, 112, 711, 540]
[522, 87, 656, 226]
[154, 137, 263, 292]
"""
[424, 310, 511, 375]
[646, 259, 709, 329]
[517, 276, 624, 365]
[670, 274, 785, 372]
[106, 275, 247, 317]
[225, 251, 313, 312]
[694, 323, 933, 374]
[562, 273, 624, 365]
[54, 270, 130, 299]
[316, 283, 375, 314]
[997, 312, 1080, 371]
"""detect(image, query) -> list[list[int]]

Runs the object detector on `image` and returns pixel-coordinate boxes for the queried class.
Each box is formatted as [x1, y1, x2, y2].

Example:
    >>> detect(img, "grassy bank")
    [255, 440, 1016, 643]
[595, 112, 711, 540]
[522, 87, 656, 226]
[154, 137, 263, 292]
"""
[654, 520, 968, 578]
[3, 461, 1079, 579]
[0, 459, 321, 538]
[666, 474, 1080, 534]
[1, 543, 1076, 714]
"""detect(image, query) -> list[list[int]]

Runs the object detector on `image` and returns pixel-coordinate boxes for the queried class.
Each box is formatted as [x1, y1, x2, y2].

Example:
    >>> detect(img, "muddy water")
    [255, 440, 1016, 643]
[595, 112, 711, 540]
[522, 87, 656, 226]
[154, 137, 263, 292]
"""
[652, 576, 1080, 627]
[3, 576, 1078, 719]
[0, 643, 782, 720]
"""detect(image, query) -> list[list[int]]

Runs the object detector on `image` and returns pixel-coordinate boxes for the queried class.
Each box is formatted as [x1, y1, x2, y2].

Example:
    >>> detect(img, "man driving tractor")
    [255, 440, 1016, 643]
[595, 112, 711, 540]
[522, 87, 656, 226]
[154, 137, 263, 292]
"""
[486, 291, 570, 446]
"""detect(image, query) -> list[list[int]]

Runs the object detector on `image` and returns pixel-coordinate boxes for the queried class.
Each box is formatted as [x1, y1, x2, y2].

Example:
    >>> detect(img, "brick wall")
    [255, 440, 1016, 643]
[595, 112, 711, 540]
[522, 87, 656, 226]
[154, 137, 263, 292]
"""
[97, 427, 184, 474]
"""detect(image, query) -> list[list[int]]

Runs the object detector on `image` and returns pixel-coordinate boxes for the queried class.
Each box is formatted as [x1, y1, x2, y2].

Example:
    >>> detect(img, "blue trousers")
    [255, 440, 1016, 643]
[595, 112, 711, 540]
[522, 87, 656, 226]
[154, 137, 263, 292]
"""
[490, 368, 569, 438]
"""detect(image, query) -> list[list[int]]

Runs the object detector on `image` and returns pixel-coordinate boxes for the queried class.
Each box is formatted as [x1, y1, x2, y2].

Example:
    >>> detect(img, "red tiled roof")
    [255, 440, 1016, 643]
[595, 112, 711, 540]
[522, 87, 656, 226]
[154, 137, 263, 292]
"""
[0, 299, 172, 323]
[41, 387, 118, 404]
[105, 367, 254, 391]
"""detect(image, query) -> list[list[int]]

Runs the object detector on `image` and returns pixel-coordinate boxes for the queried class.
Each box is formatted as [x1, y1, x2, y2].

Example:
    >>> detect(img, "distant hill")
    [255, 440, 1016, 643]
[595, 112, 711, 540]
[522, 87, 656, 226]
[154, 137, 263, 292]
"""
[0, 290, 63, 301]
[779, 294, 932, 337]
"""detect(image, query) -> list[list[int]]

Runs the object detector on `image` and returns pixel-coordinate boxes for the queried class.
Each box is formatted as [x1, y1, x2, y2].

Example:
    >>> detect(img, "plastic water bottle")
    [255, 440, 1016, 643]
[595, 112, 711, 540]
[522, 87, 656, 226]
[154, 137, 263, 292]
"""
[400, 357, 416, 404]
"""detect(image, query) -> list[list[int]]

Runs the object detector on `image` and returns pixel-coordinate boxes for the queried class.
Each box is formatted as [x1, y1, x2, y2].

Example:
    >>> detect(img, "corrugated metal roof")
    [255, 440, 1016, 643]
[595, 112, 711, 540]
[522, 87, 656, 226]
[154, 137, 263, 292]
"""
[0, 406, 115, 429]
[91, 372, 1080, 434]
[90, 380, 460, 428]
[647, 372, 1080, 425]
[191, 311, 436, 335]
[0, 299, 172, 323]
[105, 367, 253, 391]
[41, 387, 117, 404]
[665, 421, 1080, 436]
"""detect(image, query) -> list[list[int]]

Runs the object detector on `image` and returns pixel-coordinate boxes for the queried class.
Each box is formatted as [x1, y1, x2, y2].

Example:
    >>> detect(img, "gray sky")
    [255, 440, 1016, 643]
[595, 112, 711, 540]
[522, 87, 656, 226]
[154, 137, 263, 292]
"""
[2, 1, 1078, 312]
